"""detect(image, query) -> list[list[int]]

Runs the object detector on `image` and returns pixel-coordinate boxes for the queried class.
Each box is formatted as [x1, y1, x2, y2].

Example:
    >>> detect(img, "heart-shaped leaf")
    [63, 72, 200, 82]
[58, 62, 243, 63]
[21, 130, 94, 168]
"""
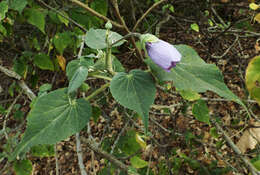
[110, 70, 156, 132]
[25, 8, 46, 34]
[245, 56, 260, 106]
[145, 44, 245, 108]
[85, 28, 125, 49]
[66, 58, 91, 93]
[11, 88, 92, 160]
[34, 53, 54, 71]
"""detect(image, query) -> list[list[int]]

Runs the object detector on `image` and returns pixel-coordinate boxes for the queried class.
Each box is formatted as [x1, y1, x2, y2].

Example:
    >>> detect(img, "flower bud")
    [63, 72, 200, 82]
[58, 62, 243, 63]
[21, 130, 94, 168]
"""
[145, 39, 182, 72]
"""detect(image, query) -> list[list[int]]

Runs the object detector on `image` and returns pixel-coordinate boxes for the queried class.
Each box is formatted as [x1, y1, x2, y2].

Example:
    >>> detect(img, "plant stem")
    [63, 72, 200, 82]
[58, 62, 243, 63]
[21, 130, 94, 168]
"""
[110, 32, 141, 48]
[70, 0, 124, 29]
[85, 83, 110, 101]
[132, 0, 167, 32]
[105, 30, 115, 75]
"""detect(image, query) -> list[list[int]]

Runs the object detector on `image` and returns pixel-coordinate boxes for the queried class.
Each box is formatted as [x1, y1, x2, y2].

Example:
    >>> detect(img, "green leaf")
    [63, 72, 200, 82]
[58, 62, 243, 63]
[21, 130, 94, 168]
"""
[178, 89, 200, 101]
[90, 0, 108, 16]
[0, 23, 7, 36]
[94, 54, 125, 72]
[34, 53, 54, 71]
[53, 32, 73, 54]
[192, 100, 210, 125]
[25, 8, 46, 34]
[13, 159, 33, 175]
[66, 59, 89, 93]
[145, 45, 245, 107]
[253, 159, 260, 170]
[57, 11, 69, 26]
[110, 70, 156, 132]
[191, 23, 199, 32]
[85, 28, 125, 49]
[245, 56, 260, 106]
[130, 156, 148, 169]
[117, 130, 141, 155]
[9, 0, 27, 13]
[30, 144, 54, 157]
[0, 1, 8, 21]
[11, 88, 92, 160]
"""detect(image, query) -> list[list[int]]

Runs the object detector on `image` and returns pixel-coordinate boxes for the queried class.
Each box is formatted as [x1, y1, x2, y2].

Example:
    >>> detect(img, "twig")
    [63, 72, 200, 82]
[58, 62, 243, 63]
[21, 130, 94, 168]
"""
[54, 144, 60, 175]
[132, 0, 167, 32]
[149, 116, 171, 134]
[213, 121, 260, 175]
[0, 65, 36, 100]
[76, 133, 88, 175]
[70, 0, 124, 29]
[110, 0, 130, 33]
[85, 83, 110, 101]
[110, 32, 141, 47]
[151, 104, 181, 110]
[211, 6, 227, 27]
[211, 35, 239, 59]
[80, 137, 129, 172]
[110, 120, 130, 154]
[17, 81, 36, 101]
[155, 13, 170, 37]
[78, 35, 85, 58]
[0, 65, 21, 80]
[37, 0, 87, 32]
[2, 92, 22, 139]
[110, 0, 144, 60]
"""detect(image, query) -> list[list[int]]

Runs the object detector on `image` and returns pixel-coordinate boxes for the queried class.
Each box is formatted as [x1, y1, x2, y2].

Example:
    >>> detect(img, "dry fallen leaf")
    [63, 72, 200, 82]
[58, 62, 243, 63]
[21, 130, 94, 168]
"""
[236, 121, 260, 153]
[56, 55, 66, 71]
[254, 13, 260, 23]
[255, 39, 260, 53]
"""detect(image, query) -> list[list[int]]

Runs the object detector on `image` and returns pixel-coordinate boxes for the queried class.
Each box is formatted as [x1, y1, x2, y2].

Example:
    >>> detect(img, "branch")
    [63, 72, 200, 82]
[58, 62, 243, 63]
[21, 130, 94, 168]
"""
[37, 0, 87, 32]
[0, 65, 36, 100]
[70, 0, 124, 29]
[80, 137, 129, 172]
[213, 121, 260, 175]
[85, 83, 110, 101]
[110, 32, 141, 47]
[76, 133, 88, 175]
[132, 0, 167, 32]
[54, 144, 60, 175]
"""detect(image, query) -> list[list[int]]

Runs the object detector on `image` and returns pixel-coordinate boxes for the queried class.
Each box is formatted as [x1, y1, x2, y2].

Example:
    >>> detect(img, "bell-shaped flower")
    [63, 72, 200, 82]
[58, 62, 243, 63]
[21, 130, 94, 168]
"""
[145, 40, 182, 72]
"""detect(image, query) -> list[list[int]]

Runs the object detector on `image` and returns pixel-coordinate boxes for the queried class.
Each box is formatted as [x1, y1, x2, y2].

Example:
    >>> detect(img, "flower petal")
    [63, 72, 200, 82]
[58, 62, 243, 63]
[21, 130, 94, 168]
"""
[146, 40, 181, 72]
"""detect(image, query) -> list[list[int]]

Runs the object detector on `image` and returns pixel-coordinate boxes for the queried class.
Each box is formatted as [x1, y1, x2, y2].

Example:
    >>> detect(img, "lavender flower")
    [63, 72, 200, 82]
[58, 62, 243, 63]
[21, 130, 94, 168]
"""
[145, 40, 182, 72]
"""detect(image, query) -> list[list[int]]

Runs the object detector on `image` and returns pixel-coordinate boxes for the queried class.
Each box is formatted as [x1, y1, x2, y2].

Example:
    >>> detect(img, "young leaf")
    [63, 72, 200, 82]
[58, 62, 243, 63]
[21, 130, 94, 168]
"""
[13, 159, 33, 175]
[192, 100, 210, 125]
[66, 59, 89, 93]
[110, 70, 156, 132]
[34, 53, 54, 71]
[178, 89, 201, 101]
[57, 11, 69, 26]
[145, 45, 245, 108]
[130, 156, 148, 169]
[9, 0, 27, 14]
[25, 8, 46, 34]
[246, 56, 260, 105]
[11, 88, 92, 160]
[53, 32, 73, 54]
[30, 144, 55, 157]
[85, 28, 125, 49]
[190, 23, 199, 32]
[0, 1, 8, 21]
[250, 3, 259, 10]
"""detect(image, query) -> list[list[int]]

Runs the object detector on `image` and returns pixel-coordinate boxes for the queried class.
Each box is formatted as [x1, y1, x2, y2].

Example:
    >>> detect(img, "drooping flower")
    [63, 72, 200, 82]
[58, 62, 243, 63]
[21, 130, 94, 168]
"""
[145, 39, 182, 72]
